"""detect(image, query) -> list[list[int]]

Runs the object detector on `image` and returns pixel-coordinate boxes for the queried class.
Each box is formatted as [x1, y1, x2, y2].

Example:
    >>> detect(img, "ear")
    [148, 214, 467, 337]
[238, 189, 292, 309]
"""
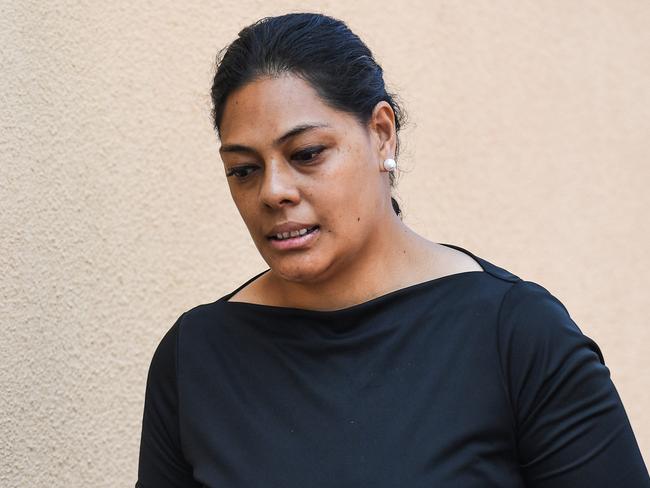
[368, 101, 397, 159]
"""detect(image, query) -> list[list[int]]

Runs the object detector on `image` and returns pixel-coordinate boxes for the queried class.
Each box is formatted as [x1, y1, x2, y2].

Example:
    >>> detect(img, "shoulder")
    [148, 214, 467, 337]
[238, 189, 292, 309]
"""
[450, 249, 607, 367]
[498, 279, 569, 322]
[496, 279, 606, 372]
[149, 313, 184, 376]
[497, 279, 585, 337]
[162, 296, 245, 352]
[434, 242, 485, 274]
[497, 280, 581, 337]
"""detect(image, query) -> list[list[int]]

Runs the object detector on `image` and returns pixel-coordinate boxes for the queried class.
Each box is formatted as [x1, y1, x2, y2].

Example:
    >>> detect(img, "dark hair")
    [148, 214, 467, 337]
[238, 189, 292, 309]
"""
[210, 12, 406, 218]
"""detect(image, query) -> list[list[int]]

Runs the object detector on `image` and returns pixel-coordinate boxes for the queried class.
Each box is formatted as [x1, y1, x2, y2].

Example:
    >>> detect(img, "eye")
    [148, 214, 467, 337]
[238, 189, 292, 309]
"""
[225, 165, 257, 180]
[291, 146, 326, 163]
[225, 147, 325, 180]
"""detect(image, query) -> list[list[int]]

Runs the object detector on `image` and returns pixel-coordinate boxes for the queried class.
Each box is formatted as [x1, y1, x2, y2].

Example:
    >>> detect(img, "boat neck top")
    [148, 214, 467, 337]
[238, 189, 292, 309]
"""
[222, 242, 493, 316]
[136, 243, 650, 488]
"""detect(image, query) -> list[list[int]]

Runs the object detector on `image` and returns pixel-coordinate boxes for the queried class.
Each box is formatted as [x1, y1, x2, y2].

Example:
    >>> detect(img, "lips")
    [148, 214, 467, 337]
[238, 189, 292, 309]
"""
[268, 225, 320, 240]
[267, 225, 321, 250]
[266, 222, 320, 239]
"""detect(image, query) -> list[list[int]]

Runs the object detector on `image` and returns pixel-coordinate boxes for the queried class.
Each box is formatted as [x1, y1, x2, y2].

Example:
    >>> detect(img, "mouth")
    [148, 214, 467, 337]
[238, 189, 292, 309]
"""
[267, 225, 320, 250]
[267, 225, 320, 241]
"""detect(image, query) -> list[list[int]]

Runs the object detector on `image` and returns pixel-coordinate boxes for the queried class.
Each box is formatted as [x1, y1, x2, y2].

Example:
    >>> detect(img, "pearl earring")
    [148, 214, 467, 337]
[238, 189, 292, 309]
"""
[383, 158, 397, 172]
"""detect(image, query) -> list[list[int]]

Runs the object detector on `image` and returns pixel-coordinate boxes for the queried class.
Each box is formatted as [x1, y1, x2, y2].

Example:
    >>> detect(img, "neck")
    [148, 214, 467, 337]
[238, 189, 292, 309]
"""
[268, 211, 437, 311]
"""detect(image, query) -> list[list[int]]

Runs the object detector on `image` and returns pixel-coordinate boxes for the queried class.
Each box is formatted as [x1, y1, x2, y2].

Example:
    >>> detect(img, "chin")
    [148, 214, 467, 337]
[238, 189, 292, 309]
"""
[266, 255, 331, 284]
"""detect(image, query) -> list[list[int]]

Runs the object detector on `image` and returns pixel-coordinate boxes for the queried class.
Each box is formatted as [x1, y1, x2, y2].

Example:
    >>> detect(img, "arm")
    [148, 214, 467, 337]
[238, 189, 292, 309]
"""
[135, 313, 202, 488]
[497, 280, 650, 487]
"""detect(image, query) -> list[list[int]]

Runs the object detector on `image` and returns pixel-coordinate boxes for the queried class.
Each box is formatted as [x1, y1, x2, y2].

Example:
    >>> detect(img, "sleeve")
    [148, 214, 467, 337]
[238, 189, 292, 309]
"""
[497, 280, 650, 488]
[135, 313, 202, 488]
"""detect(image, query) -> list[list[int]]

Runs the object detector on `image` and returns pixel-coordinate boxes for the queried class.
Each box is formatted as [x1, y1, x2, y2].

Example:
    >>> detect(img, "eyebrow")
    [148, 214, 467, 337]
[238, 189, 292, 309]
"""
[219, 123, 331, 154]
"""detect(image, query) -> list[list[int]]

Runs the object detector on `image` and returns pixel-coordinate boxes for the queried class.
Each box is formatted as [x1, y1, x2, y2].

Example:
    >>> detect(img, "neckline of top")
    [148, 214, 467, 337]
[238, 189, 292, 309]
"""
[219, 242, 518, 316]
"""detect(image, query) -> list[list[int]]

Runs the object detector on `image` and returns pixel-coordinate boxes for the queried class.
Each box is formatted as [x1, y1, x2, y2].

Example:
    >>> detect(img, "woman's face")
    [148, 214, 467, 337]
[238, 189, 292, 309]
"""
[218, 74, 395, 283]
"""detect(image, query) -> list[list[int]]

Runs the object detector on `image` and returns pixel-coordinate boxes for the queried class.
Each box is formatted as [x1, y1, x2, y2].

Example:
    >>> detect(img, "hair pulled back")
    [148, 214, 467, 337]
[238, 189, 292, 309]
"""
[210, 12, 406, 217]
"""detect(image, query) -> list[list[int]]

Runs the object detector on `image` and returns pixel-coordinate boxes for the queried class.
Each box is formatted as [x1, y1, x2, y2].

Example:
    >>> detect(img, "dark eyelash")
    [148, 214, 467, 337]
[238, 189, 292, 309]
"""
[225, 166, 256, 179]
[225, 147, 325, 180]
[291, 146, 325, 162]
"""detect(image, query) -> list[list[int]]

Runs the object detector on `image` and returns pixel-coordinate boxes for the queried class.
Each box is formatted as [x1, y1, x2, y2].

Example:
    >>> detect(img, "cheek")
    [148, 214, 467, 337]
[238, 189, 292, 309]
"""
[331, 144, 377, 209]
[228, 188, 259, 232]
[309, 152, 375, 235]
[323, 143, 371, 192]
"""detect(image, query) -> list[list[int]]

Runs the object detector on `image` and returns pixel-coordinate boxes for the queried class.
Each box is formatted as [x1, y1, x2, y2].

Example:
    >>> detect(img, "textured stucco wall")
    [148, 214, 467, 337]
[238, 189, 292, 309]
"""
[2, 1, 649, 486]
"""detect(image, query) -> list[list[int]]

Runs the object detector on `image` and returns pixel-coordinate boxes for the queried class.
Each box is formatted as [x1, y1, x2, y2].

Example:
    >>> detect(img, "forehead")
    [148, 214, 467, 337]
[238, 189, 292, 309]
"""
[219, 74, 355, 143]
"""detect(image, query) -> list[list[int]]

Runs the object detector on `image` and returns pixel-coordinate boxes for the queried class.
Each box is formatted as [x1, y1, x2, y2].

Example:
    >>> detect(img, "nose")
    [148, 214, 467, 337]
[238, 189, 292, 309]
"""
[259, 158, 300, 209]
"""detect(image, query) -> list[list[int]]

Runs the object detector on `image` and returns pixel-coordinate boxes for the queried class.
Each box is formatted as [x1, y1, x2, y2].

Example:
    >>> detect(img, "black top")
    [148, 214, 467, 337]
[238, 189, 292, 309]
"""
[136, 243, 650, 487]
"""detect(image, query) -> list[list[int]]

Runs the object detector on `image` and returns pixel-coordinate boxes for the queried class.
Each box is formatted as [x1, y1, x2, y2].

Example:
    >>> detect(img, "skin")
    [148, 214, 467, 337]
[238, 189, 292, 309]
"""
[218, 74, 483, 311]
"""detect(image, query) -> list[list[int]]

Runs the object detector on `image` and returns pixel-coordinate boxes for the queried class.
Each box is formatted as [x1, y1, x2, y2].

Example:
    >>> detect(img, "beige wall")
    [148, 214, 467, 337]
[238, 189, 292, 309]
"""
[2, 1, 649, 485]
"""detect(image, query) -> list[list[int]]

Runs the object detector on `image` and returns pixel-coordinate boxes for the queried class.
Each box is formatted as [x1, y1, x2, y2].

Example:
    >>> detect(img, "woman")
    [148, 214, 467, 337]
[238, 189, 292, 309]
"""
[136, 13, 650, 487]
